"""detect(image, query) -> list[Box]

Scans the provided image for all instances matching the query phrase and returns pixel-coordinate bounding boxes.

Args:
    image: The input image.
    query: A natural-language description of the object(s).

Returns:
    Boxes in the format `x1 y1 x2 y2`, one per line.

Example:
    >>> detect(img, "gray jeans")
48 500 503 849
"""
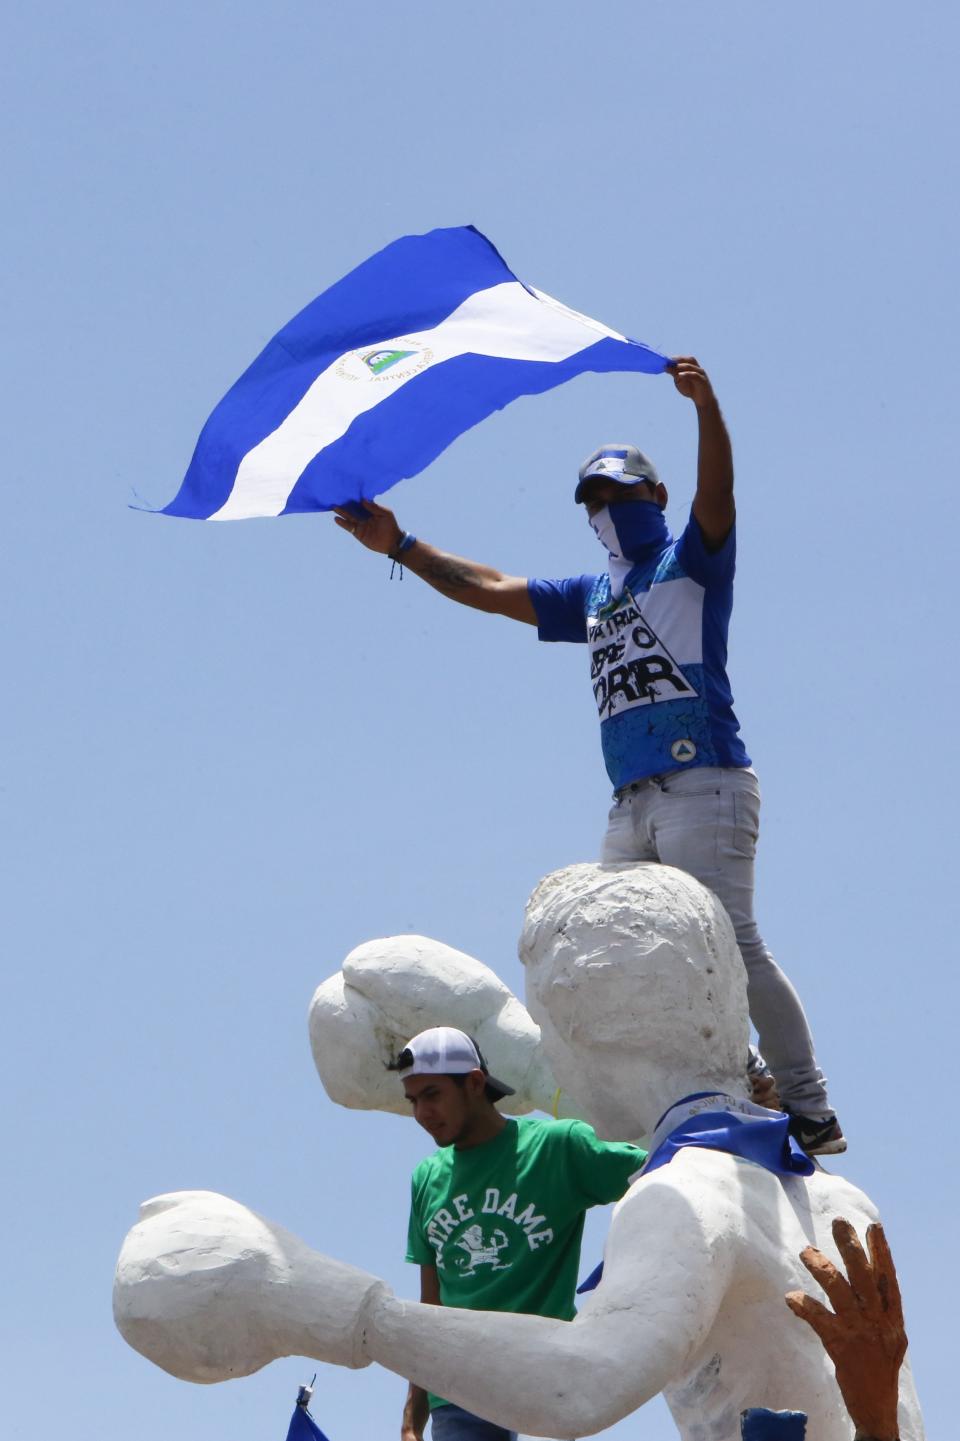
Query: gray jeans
601 765 830 1118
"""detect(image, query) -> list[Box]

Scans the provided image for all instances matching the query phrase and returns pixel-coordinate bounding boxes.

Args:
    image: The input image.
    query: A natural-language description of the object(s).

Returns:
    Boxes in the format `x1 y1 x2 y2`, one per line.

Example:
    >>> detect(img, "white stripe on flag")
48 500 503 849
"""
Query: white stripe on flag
211 281 625 521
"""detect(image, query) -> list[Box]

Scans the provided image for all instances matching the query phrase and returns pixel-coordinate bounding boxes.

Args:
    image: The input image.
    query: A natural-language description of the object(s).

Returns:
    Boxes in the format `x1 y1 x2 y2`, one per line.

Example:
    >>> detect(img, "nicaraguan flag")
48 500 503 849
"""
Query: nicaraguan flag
159 225 669 521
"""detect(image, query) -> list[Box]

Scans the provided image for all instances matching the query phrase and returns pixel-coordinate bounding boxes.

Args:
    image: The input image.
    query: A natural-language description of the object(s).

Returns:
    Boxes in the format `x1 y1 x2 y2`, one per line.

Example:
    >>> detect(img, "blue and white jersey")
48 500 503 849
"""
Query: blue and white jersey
528 510 750 790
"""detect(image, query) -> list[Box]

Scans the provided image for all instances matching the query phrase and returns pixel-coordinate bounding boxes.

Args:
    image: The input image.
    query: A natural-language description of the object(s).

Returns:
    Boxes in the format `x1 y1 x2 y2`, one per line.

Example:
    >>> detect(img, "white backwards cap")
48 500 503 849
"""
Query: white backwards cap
396 1026 515 1100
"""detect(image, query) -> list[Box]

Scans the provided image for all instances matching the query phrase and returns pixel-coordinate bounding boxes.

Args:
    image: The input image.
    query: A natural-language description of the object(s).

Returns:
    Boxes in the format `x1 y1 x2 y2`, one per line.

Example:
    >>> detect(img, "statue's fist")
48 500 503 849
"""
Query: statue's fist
309 935 565 1117
114 1190 387 1381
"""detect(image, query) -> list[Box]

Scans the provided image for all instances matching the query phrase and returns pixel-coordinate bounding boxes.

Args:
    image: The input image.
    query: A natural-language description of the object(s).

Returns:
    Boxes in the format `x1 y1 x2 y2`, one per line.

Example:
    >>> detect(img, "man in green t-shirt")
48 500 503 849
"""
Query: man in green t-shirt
394 1026 646 1441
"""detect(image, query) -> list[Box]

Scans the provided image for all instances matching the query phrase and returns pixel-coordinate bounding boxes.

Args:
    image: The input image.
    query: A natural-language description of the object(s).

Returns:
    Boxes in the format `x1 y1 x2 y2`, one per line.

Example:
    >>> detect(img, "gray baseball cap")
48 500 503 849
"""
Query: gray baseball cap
575 443 660 504
395 1026 515 1100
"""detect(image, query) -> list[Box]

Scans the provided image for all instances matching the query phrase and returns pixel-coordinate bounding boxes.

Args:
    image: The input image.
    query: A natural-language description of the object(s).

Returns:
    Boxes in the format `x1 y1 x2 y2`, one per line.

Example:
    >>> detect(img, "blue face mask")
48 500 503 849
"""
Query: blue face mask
607 499 672 561
590 502 673 597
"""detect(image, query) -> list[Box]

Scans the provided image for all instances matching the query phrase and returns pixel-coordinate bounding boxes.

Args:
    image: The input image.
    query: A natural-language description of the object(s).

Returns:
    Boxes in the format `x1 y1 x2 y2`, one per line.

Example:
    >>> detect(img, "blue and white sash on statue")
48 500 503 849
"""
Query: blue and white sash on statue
637 1091 815 1180
577 1093 813 1294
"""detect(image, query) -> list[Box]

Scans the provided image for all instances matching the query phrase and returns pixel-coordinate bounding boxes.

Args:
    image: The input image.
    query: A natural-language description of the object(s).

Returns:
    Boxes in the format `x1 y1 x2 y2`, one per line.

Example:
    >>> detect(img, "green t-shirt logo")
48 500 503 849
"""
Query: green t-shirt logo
448 1221 511 1274
427 1185 554 1276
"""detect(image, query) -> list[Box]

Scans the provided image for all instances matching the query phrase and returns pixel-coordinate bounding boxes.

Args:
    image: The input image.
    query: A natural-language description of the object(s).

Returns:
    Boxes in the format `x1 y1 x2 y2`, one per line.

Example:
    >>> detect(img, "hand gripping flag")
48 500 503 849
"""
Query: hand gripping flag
159 225 669 521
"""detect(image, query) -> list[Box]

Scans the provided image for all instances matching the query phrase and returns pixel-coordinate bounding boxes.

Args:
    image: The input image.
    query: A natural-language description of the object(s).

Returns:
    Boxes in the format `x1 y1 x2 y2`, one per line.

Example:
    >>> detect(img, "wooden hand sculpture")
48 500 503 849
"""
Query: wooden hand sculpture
785 1217 907 1441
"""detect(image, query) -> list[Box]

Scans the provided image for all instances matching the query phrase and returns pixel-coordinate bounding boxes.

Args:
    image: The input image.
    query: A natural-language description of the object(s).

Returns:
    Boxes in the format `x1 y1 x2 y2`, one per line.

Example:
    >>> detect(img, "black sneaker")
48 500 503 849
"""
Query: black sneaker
787 1111 847 1156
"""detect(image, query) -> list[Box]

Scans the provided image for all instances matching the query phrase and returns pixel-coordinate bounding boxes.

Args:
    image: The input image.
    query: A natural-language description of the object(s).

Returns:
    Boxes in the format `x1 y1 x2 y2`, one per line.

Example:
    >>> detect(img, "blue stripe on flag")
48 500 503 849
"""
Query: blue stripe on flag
281 337 667 513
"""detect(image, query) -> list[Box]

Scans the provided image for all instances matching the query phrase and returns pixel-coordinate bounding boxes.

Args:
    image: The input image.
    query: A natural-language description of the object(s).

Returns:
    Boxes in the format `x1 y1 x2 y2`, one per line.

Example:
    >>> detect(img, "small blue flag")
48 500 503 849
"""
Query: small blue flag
159 225 669 521
285 1402 332 1441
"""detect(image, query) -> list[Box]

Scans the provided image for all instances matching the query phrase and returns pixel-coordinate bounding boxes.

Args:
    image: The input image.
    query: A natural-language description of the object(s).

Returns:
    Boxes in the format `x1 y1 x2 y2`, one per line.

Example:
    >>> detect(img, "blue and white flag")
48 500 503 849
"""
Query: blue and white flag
159 225 669 521
637 1091 815 1181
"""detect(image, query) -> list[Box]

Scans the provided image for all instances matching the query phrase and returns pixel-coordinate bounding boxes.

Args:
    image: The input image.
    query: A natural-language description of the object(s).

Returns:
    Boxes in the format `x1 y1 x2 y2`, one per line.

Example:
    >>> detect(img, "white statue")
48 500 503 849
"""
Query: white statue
308 932 565 1119
114 863 924 1440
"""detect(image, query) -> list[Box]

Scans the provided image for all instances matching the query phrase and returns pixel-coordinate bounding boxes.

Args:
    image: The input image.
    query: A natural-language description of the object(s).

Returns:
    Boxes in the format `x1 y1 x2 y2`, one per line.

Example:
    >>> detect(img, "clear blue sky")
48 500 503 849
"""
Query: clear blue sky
4 4 956 1438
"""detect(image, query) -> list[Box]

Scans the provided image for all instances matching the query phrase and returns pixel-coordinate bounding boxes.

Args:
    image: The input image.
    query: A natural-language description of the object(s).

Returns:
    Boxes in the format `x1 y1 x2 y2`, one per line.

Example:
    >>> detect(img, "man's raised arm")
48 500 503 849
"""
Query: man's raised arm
333 500 537 625
669 357 735 551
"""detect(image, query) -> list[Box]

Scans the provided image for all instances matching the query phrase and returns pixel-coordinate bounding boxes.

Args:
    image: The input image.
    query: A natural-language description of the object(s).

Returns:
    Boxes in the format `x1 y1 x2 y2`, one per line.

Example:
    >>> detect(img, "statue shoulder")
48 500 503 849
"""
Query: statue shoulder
620 1150 778 1241
614 1150 749 1243
802 1165 882 1228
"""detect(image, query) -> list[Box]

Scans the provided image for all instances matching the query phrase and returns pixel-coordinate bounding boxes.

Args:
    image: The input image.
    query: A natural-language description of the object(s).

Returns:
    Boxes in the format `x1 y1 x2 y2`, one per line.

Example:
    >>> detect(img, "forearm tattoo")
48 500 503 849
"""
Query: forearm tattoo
417 554 482 592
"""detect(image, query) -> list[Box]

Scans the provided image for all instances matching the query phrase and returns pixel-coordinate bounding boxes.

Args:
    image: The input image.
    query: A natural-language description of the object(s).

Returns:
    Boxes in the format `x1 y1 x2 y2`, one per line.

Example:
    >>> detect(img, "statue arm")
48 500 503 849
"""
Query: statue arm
366 1178 734 1438
400 1266 440 1441
309 938 564 1119
114 1172 735 1436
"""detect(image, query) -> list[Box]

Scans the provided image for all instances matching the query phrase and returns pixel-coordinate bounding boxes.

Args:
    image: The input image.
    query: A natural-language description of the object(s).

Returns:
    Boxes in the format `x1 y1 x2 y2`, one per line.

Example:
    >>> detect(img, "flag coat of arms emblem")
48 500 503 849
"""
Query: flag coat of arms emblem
159 225 669 521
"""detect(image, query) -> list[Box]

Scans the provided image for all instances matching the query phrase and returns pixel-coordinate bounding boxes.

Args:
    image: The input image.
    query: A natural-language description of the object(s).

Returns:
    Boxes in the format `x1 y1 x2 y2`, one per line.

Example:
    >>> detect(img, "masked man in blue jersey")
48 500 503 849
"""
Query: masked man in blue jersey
334 357 842 1154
